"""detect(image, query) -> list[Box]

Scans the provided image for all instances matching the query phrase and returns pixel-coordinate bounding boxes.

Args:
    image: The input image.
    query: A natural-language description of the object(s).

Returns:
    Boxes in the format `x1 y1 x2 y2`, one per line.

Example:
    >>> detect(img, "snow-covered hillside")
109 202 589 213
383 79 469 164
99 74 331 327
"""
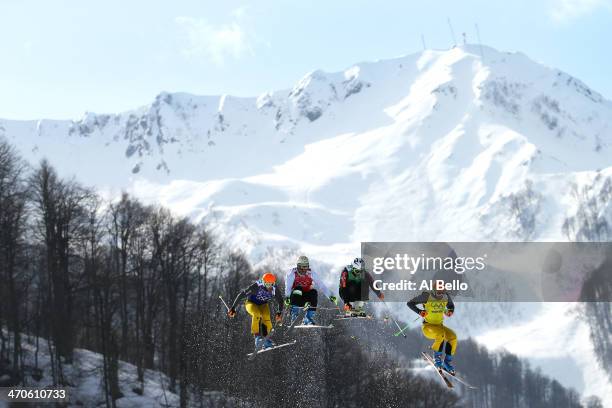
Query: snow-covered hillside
1 44 611 404
0 334 246 408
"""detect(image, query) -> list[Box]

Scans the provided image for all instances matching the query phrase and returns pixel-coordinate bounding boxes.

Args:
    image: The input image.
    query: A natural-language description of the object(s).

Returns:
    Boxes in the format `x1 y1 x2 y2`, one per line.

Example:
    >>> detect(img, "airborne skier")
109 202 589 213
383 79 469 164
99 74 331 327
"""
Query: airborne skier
339 257 385 317
285 255 337 325
228 273 284 350
407 288 457 375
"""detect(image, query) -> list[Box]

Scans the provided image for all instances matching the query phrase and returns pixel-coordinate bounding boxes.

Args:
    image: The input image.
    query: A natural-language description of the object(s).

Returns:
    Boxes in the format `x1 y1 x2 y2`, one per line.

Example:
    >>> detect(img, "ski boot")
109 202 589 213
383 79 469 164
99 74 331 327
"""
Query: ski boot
354 305 367 317
443 354 455 375
433 351 444 369
344 303 353 317
254 335 264 350
302 309 316 325
351 301 366 317
263 338 275 350
290 306 300 323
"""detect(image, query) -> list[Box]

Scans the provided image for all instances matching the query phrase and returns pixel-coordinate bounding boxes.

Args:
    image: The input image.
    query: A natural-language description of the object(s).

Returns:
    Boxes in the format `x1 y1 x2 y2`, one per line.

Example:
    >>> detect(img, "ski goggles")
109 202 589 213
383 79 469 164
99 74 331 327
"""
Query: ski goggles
263 282 274 288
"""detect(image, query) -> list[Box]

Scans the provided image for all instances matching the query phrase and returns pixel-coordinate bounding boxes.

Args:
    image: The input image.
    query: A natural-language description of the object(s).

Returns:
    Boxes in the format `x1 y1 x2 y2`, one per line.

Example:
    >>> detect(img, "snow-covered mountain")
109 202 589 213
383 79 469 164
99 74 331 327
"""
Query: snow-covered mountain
2 44 611 404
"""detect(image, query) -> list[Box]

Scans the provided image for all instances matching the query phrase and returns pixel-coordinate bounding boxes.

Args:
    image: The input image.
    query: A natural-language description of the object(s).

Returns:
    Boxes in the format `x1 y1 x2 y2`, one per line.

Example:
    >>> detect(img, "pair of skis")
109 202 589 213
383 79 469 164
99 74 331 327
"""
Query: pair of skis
247 339 297 358
286 302 334 332
333 300 406 340
333 314 372 320
247 301 332 359
421 352 477 389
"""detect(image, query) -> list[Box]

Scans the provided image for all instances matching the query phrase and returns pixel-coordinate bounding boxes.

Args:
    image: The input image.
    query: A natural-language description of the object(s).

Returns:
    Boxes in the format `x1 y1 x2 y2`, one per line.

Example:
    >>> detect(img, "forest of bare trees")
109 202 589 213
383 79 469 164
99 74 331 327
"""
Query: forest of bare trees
0 138 601 408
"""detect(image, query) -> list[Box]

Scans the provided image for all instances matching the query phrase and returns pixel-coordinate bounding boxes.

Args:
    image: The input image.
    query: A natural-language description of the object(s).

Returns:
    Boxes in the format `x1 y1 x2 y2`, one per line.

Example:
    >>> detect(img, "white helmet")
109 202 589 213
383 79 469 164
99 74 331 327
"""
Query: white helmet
297 255 309 269
352 257 365 271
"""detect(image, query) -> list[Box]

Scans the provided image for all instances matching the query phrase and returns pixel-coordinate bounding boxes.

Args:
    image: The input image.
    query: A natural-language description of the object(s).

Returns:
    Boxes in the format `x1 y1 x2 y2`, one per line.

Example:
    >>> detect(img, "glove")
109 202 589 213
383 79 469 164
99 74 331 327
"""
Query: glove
419 310 428 318
275 312 283 323
329 295 338 305
445 310 454 317
378 292 385 300
228 308 237 318
284 297 291 306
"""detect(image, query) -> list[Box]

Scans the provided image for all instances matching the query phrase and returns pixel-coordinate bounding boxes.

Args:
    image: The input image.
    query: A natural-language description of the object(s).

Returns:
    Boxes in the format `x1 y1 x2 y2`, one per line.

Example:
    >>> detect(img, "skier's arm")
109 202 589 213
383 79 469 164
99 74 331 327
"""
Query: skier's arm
365 271 382 298
230 282 258 310
446 293 455 312
339 269 348 301
407 292 429 315
285 270 295 298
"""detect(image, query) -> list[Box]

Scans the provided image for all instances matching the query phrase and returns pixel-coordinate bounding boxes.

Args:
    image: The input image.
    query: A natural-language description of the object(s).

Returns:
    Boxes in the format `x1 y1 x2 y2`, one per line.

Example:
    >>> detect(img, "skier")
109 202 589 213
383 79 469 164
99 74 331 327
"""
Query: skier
339 257 384 317
228 273 284 350
285 255 337 325
407 288 457 375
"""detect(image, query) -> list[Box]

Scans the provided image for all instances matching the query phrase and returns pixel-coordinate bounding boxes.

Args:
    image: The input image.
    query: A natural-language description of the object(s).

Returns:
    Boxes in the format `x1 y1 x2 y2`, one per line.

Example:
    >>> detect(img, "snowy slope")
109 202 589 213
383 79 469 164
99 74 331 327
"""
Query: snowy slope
2 44 612 404
476 302 611 404
0 335 245 408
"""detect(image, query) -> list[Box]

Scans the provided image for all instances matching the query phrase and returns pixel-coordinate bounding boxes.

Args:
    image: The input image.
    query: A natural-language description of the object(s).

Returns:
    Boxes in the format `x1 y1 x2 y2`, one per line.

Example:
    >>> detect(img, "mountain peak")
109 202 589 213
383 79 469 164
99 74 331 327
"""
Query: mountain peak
0 45 609 192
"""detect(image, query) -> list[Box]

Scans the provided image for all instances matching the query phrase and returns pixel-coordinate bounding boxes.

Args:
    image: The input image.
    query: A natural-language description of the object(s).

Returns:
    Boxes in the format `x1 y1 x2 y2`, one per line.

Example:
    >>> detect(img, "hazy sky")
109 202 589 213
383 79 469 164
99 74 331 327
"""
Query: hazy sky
1 0 610 120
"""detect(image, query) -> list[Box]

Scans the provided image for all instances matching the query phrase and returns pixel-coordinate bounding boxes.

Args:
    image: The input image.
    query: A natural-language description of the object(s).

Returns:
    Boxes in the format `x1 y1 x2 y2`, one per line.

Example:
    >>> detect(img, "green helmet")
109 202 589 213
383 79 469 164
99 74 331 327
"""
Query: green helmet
297 255 309 269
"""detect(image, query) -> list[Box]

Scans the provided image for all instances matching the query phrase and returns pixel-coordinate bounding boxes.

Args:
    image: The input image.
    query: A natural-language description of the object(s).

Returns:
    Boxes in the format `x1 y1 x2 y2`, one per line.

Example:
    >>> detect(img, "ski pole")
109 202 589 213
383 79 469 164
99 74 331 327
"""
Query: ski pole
381 300 407 338
328 293 343 315
394 323 411 337
276 308 288 328
218 295 230 312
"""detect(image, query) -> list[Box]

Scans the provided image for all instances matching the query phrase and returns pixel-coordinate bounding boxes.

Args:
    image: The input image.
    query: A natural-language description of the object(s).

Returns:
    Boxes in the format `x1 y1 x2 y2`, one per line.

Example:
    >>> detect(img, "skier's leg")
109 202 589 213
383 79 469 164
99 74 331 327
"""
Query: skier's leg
422 323 446 367
245 301 262 335
261 304 275 348
442 326 457 374
340 285 352 312
345 284 361 315
306 289 318 309
442 326 457 355
355 280 370 316
290 288 306 307
304 289 318 324
422 323 445 349
245 301 264 349
290 288 305 322
261 303 273 336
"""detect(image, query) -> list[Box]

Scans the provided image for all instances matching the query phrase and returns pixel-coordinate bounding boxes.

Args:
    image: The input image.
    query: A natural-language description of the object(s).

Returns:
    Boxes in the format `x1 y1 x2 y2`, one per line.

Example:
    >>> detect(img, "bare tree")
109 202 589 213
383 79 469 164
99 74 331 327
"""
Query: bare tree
29 160 93 382
0 140 29 377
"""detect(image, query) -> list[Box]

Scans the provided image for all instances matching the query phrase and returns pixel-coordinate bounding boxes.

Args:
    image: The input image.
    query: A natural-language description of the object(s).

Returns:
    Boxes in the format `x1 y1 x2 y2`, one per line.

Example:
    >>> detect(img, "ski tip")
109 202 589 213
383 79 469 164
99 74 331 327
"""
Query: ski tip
246 340 297 357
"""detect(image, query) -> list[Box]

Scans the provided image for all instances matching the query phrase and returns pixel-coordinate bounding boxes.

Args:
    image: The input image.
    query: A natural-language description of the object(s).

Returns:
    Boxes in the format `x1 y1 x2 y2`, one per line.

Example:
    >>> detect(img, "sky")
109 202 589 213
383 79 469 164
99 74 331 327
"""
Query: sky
0 0 611 120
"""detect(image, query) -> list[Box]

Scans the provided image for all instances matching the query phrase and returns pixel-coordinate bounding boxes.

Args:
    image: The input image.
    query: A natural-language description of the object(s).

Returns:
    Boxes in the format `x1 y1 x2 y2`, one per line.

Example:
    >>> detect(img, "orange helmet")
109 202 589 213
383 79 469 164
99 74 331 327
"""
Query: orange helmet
262 273 276 285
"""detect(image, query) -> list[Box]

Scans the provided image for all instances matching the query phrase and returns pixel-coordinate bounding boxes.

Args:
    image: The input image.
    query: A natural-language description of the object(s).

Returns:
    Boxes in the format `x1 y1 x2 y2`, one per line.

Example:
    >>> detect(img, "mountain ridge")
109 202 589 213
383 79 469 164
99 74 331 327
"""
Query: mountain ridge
2 44 609 185
1 44 611 403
